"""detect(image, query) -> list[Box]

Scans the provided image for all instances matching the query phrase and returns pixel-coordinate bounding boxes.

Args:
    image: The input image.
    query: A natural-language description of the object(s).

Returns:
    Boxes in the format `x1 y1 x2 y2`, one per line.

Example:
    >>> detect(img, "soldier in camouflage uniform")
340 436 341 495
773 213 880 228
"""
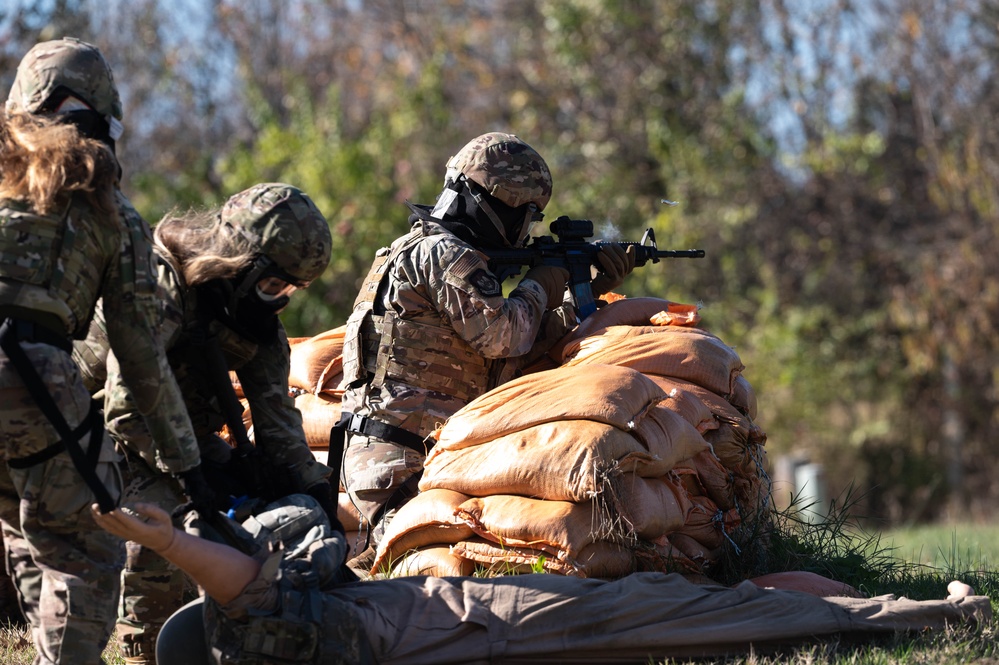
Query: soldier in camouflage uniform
0 38 198 665
339 132 634 553
73 182 341 663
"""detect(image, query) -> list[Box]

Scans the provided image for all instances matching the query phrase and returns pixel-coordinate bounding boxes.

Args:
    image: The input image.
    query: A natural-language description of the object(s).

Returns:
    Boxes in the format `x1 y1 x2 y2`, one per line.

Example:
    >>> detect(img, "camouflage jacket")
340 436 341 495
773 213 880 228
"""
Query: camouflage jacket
341 220 574 437
77 240 330 486
2 189 196 460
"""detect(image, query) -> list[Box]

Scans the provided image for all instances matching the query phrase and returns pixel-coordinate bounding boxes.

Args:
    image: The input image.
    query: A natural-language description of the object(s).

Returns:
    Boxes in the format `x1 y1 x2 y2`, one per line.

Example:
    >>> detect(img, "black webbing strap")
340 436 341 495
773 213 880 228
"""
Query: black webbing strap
201 333 254 452
337 412 427 452
333 412 430 530
193 326 283 505
0 317 116 512
328 412 351 489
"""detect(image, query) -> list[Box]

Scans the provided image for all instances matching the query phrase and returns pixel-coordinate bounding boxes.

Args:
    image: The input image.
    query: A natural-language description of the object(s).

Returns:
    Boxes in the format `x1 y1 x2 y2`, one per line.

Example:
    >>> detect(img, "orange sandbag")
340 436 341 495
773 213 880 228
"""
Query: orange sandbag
651 370 757 422
295 392 342 452
675 495 740 550
748 571 862 598
337 492 366 531
288 326 346 394
612 474 692 540
652 376 746 423
549 297 701 361
343 529 367 561
732 460 771 519
645 376 719 434
730 375 758 419
563 326 744 397
455 495 610 561
371 489 475 574
386 545 476 578
453 538 636 579
433 364 666 451
421 420 694 502
631 406 712 468
636 534 702 575
667 532 721 567
705 419 768 479
648 377 767 476
675 451 736 510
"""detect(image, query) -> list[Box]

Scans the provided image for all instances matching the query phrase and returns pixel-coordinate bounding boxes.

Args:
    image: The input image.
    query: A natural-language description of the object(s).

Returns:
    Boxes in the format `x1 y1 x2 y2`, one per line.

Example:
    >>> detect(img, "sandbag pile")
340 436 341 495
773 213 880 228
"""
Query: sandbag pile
284 326 371 559
372 297 770 579
285 326 347 461
229 326 347 458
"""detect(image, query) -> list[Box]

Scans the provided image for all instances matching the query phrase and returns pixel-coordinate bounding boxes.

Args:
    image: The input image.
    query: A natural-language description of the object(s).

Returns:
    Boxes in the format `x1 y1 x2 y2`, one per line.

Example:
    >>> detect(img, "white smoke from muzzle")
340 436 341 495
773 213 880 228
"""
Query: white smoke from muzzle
597 219 623 242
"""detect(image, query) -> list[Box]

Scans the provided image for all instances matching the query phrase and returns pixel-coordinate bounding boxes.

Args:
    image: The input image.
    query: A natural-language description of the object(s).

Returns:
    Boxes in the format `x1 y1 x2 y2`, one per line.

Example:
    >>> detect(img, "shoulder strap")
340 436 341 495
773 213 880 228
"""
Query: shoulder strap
0 317 115 511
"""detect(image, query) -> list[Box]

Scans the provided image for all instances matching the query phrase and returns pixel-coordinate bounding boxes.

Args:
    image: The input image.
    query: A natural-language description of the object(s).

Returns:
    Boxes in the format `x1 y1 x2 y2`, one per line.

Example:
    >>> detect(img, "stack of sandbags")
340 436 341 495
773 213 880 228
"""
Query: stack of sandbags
372 297 770 579
285 326 372 558
285 326 347 462
228 326 346 460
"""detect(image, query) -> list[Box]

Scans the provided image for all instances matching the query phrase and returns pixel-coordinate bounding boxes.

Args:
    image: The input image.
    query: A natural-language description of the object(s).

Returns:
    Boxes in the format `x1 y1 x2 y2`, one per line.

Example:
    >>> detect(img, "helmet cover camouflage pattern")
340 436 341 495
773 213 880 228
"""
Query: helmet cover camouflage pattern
220 183 332 284
445 132 553 211
5 37 123 121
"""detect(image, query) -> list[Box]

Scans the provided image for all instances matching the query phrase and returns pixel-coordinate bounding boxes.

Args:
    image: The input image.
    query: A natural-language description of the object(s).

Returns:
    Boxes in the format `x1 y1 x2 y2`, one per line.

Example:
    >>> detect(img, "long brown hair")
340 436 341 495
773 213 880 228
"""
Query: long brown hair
154 208 256 287
0 112 116 215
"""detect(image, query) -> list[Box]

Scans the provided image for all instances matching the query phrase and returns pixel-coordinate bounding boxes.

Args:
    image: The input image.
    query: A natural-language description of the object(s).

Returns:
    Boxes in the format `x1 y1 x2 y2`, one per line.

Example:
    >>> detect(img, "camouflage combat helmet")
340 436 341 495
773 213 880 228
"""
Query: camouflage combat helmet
6 37 123 137
220 183 332 285
444 132 553 211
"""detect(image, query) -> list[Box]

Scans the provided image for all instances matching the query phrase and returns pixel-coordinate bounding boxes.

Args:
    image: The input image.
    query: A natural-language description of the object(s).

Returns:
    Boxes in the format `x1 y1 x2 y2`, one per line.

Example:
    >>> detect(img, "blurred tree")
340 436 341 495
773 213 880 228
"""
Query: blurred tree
2 0 997 521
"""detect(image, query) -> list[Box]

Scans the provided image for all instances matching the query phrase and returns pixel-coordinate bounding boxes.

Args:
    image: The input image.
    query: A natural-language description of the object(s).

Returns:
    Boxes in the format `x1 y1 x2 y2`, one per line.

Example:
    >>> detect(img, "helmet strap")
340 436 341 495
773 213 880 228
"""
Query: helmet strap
461 178 513 248
228 255 272 317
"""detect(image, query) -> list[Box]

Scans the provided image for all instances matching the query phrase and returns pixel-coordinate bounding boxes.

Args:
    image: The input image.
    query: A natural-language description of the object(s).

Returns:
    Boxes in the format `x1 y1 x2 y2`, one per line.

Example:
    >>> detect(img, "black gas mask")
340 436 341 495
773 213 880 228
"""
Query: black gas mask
198 257 304 344
39 86 121 154
430 176 543 249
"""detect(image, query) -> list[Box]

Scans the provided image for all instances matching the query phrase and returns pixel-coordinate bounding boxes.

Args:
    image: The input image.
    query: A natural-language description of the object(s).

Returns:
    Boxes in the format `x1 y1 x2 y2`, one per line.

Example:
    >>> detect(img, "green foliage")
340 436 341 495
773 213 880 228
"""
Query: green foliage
24 0 994 520
217 79 447 336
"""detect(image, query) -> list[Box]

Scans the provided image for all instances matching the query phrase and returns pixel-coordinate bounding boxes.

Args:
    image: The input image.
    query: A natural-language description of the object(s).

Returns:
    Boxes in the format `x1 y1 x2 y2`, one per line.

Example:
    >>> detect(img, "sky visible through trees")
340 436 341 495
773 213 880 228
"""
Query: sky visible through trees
2 0 998 524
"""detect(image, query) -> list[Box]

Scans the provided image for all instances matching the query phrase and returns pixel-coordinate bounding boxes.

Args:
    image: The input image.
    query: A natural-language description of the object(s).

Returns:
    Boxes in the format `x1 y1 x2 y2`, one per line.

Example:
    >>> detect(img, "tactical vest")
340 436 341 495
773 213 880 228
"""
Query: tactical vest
204 581 372 665
203 499 372 665
0 197 111 336
341 224 496 413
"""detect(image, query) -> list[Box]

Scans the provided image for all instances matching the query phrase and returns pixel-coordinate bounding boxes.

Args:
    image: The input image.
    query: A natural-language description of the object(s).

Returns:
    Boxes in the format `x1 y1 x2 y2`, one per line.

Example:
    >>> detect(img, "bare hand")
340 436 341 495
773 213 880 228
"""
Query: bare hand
91 502 175 553
947 580 974 600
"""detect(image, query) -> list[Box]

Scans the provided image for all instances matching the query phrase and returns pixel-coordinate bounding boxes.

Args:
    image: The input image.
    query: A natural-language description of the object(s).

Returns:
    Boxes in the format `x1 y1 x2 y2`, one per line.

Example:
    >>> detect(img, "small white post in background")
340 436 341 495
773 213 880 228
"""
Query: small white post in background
772 455 827 522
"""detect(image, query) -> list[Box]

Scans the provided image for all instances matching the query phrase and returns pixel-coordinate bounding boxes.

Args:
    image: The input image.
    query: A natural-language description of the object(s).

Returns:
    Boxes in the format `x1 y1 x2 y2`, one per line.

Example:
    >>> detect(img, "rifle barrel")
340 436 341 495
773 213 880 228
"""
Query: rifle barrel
656 249 705 258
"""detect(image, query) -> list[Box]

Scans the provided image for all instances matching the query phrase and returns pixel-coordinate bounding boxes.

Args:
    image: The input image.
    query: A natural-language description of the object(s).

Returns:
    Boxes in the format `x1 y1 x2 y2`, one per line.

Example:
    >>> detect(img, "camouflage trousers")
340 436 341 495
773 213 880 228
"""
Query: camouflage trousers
341 431 425 549
115 452 190 663
0 342 123 665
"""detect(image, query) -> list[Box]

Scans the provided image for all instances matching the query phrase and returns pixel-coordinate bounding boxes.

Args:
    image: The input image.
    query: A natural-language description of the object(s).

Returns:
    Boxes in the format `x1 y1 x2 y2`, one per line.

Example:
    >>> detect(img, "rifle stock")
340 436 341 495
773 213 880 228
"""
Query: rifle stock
486 216 704 319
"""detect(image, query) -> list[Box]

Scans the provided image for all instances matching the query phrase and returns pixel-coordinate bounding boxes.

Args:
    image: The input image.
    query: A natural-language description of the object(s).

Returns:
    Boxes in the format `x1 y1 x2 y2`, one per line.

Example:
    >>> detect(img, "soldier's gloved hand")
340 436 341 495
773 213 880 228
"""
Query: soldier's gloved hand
305 480 346 536
591 244 636 297
523 265 570 310
173 465 218 517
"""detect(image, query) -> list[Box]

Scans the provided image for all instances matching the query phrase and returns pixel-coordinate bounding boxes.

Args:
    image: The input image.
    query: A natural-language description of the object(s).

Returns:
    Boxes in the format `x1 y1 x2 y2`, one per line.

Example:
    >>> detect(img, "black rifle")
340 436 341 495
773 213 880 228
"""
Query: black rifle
486 216 705 319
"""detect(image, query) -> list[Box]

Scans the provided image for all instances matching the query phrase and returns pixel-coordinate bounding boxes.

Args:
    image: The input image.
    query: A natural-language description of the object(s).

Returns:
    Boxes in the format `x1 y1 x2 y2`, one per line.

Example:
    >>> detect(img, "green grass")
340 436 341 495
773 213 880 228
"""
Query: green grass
0 625 124 664
664 490 999 664
878 522 999 570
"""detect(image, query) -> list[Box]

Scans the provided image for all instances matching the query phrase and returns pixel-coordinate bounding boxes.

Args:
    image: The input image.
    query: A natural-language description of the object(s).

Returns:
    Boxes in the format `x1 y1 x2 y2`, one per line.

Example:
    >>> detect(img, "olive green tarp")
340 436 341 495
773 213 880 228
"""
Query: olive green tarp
322 572 990 664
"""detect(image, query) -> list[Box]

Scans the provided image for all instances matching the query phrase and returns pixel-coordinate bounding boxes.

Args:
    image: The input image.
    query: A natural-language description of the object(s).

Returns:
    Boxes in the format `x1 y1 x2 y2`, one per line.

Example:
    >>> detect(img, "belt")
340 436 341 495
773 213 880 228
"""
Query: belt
327 412 429 498
341 413 427 451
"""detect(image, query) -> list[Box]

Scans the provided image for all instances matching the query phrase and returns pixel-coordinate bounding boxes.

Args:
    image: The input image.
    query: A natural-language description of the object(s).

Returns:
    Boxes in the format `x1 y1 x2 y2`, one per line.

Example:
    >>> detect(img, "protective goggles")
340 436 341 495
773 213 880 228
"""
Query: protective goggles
255 276 306 302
